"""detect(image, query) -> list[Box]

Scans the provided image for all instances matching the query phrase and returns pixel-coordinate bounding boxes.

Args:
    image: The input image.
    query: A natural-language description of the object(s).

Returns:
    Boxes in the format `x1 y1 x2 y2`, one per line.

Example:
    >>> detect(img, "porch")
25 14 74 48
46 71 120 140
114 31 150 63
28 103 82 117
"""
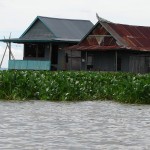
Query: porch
8 60 51 70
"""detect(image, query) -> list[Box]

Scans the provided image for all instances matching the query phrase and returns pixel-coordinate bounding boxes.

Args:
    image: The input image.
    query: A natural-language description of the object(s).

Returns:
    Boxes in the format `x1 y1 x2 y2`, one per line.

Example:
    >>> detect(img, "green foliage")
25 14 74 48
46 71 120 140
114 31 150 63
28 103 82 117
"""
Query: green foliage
0 70 150 104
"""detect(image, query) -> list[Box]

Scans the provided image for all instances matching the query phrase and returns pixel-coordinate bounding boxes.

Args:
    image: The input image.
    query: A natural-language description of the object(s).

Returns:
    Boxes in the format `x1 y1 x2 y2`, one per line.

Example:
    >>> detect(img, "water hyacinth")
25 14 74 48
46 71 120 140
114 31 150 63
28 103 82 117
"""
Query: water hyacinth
0 70 150 104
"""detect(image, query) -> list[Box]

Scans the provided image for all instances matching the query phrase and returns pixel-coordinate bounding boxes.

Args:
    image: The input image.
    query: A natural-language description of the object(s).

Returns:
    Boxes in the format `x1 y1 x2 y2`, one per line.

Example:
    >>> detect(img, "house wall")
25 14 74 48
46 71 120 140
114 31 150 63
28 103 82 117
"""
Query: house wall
57 48 65 70
121 51 150 73
81 50 150 73
93 51 116 71
93 51 134 72
54 43 81 71
58 49 81 71
120 53 130 72
81 51 116 71
129 54 150 73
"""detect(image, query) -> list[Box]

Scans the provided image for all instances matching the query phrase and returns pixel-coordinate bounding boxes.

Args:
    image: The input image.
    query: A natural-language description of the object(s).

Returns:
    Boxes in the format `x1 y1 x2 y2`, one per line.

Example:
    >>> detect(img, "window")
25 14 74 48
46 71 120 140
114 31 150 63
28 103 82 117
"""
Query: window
24 44 45 58
25 44 37 57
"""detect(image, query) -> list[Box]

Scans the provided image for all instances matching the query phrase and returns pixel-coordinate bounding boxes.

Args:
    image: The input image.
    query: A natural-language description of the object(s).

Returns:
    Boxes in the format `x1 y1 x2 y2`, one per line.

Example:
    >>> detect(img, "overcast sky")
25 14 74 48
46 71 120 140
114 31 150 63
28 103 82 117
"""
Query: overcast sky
1 0 150 68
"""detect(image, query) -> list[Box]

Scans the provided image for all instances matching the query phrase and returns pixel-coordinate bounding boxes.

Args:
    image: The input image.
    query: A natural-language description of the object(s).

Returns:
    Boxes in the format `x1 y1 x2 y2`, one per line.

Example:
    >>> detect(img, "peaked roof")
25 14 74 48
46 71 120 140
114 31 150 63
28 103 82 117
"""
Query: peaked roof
40 16 93 40
69 17 150 52
0 16 93 43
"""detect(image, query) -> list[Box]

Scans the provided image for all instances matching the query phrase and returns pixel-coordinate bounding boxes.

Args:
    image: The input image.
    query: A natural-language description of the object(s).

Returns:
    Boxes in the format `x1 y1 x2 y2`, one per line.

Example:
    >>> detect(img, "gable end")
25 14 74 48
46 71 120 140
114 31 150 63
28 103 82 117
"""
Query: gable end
20 18 55 40
79 23 118 47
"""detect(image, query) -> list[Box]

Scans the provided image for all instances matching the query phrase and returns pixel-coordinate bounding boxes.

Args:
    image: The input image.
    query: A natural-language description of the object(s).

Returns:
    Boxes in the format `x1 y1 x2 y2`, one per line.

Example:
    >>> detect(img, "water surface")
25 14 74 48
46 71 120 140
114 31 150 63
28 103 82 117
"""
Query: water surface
0 101 150 150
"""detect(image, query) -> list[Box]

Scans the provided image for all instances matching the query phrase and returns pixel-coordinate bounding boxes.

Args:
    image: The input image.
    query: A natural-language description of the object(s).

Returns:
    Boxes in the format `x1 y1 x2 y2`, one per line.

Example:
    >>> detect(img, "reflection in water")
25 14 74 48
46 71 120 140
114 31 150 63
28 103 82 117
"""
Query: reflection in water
0 101 150 150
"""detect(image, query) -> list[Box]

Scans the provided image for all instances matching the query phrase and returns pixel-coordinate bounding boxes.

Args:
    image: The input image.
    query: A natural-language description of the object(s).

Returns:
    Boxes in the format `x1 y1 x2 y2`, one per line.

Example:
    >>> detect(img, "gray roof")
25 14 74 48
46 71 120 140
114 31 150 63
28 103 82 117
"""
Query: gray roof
19 16 93 42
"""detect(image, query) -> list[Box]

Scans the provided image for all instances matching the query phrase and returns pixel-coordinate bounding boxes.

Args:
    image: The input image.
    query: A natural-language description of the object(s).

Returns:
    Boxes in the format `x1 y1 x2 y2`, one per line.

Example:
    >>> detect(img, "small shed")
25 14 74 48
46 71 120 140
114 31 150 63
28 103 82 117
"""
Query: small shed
0 16 93 70
68 17 150 73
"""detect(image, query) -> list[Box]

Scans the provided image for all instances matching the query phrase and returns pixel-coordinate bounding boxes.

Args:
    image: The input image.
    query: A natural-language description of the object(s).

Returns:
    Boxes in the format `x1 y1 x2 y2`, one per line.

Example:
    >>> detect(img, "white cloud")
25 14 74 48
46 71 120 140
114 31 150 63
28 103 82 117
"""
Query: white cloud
1 0 150 68
0 0 150 32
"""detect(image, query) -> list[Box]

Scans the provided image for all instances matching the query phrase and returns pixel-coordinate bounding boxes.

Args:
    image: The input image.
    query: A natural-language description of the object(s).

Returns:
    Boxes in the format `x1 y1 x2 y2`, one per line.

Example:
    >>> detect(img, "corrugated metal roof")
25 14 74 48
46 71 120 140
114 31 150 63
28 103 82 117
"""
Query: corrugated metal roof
108 23 150 49
1 16 93 43
69 19 150 52
19 16 93 42
39 16 93 41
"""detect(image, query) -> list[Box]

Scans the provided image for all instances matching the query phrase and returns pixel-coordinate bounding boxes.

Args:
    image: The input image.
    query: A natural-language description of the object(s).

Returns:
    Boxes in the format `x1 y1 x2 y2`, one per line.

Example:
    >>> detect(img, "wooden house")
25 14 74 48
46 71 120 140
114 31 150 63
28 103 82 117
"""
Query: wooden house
68 17 150 73
0 16 93 70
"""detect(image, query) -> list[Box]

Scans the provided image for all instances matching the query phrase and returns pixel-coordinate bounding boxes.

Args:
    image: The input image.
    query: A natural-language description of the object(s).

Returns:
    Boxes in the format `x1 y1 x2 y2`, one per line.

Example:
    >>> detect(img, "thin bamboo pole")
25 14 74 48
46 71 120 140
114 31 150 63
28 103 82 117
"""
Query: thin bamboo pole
8 42 11 60
0 44 8 68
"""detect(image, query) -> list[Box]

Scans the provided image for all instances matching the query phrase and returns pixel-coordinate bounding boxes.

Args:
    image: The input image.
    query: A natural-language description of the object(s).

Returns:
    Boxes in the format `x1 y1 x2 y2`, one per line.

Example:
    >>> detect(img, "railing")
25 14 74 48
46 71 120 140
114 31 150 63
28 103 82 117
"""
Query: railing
8 60 51 70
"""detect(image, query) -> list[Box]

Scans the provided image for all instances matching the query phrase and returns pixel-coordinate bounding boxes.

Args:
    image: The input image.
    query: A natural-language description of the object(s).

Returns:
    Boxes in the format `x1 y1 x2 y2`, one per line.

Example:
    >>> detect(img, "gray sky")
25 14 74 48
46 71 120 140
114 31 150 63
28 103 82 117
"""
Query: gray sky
1 0 150 68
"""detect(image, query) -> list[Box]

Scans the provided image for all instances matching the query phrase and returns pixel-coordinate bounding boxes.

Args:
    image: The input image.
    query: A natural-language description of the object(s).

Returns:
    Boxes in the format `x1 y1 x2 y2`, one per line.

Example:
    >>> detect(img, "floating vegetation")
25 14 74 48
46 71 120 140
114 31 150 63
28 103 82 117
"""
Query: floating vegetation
0 70 150 104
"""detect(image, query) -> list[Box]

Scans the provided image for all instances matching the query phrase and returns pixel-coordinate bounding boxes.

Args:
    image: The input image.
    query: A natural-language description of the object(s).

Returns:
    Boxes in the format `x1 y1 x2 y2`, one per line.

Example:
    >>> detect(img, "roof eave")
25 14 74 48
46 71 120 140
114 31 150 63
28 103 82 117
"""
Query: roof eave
0 38 80 44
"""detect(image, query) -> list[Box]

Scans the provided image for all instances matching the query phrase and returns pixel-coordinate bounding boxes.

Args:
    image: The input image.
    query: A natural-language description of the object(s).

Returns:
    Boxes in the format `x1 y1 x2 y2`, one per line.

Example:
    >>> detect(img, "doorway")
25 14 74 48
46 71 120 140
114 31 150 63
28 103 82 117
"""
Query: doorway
117 57 122 71
51 44 58 70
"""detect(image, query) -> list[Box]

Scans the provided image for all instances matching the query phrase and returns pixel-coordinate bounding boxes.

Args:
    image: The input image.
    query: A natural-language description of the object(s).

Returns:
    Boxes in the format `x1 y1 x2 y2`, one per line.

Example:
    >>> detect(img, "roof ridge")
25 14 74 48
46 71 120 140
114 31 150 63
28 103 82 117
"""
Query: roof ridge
107 21 150 28
38 16 92 22
95 14 150 28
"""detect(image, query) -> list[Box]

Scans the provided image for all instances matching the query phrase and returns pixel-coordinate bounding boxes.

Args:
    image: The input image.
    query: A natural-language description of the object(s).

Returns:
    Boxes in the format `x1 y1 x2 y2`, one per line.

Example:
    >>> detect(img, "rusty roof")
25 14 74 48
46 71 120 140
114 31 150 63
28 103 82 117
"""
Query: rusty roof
68 19 150 52
68 45 150 52
108 23 150 49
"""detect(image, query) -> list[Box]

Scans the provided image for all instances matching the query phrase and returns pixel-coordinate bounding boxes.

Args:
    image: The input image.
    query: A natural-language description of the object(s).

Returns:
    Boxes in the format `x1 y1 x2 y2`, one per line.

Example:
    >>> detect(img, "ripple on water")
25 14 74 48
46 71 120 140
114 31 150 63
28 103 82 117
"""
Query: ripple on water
0 101 150 150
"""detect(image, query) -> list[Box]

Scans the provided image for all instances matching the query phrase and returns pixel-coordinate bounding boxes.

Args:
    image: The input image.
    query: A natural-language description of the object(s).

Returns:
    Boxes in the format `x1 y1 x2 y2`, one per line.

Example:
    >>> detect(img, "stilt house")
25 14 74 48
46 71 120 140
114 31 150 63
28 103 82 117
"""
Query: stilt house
0 16 93 70
68 17 150 73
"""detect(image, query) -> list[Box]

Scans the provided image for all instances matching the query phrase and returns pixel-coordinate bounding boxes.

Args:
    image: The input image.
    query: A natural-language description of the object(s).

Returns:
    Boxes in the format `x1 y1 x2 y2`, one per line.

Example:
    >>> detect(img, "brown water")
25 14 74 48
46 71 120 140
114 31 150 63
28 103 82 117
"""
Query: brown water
0 101 150 150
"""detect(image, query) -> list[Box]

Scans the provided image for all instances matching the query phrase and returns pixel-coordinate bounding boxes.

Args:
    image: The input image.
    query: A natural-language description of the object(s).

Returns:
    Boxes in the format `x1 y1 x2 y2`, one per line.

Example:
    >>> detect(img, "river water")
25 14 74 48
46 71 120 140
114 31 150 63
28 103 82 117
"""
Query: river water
0 101 150 150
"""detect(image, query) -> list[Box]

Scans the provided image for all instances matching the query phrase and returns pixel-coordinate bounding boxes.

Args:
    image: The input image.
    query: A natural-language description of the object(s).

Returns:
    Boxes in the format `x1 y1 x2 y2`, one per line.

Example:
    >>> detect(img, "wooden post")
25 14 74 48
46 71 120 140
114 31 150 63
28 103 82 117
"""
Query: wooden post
115 51 118 71
49 43 52 70
0 43 8 68
49 43 52 60
9 42 11 60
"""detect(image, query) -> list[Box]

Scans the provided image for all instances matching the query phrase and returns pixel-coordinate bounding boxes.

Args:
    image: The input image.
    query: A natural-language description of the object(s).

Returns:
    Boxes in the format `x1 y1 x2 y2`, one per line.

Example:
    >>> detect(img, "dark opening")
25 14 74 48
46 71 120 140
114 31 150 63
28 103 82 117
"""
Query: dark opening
38 44 45 57
117 57 122 71
51 44 58 64
65 53 68 63
24 43 45 58
87 55 93 70
25 44 37 57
